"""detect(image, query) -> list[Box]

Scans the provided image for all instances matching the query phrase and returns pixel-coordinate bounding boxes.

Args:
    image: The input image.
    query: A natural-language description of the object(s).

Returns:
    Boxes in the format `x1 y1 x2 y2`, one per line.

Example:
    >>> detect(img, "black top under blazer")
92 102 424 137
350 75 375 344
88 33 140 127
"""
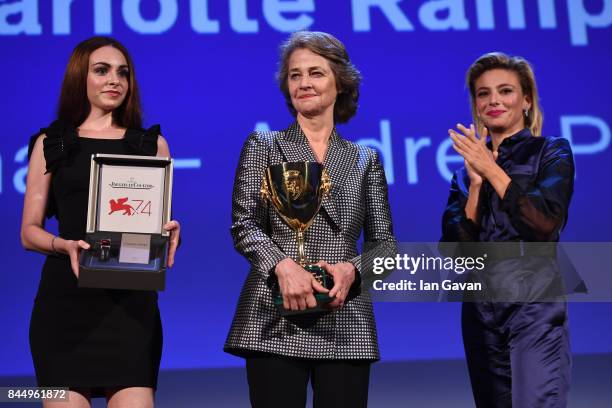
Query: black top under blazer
224 122 396 360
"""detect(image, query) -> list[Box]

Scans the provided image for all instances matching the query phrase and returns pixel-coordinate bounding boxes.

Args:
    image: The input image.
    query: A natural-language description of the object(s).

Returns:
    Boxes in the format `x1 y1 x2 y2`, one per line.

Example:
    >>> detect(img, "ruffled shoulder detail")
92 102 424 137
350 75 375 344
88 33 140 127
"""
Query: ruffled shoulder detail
28 120 79 174
124 124 160 156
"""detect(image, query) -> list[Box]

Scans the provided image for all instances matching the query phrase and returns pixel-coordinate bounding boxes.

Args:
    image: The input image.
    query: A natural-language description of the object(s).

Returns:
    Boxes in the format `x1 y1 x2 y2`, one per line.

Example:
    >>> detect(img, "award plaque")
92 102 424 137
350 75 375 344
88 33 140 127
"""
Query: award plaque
78 154 173 291
261 161 335 315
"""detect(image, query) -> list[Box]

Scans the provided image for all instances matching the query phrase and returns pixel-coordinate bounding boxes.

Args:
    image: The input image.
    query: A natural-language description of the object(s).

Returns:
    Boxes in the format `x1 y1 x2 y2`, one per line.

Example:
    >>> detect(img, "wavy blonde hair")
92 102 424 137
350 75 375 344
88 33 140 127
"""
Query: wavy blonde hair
467 52 542 136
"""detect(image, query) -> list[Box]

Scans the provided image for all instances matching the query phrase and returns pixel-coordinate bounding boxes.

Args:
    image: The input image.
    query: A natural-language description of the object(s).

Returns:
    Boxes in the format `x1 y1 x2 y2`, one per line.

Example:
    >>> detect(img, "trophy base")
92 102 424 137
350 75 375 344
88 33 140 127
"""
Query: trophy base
273 264 335 316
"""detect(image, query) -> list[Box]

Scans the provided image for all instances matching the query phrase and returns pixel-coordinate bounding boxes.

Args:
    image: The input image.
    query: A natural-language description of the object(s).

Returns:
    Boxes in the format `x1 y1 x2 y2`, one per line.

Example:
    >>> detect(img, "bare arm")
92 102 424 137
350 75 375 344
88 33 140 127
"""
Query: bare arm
21 134 54 253
157 135 170 157
483 164 512 200
20 135 90 275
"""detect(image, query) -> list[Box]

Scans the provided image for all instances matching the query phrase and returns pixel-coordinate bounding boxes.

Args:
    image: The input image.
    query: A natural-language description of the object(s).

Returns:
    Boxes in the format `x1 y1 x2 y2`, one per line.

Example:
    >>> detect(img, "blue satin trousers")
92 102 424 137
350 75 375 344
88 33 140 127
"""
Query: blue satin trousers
462 301 571 408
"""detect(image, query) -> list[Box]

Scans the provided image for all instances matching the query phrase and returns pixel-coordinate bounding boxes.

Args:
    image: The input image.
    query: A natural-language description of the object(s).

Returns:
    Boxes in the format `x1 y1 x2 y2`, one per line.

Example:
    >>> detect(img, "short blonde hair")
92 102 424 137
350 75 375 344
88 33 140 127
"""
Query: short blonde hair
466 52 543 136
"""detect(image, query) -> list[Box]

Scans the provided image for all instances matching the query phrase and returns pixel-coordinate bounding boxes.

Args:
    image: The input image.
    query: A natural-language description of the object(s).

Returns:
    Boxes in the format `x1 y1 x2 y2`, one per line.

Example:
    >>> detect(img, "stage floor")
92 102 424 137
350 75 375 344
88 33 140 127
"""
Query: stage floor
2 354 611 407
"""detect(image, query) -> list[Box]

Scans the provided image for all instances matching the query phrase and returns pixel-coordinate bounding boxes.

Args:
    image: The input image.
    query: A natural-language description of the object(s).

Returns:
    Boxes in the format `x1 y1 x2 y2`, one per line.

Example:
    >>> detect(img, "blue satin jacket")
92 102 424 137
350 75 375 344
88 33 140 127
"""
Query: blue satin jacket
442 128 574 243
440 128 587 297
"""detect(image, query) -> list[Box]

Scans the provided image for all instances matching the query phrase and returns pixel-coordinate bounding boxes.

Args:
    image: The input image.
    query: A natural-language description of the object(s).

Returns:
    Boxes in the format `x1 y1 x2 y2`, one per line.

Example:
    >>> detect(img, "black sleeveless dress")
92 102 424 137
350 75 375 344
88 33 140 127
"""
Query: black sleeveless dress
27 121 163 396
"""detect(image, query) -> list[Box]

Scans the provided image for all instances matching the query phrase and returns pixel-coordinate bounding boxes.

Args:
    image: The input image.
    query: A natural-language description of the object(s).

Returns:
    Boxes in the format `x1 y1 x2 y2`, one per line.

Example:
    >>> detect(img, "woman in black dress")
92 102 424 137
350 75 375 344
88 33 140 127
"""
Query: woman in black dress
21 37 180 407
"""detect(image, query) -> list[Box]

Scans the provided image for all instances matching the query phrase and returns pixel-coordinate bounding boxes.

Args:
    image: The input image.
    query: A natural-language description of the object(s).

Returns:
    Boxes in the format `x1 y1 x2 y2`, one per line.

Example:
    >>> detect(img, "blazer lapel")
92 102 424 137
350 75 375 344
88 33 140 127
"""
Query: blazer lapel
322 128 358 231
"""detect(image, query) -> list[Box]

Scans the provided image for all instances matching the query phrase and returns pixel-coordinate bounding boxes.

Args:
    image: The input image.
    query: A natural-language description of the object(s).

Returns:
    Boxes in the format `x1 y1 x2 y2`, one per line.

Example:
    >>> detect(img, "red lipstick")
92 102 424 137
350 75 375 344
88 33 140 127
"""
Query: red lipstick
487 110 505 117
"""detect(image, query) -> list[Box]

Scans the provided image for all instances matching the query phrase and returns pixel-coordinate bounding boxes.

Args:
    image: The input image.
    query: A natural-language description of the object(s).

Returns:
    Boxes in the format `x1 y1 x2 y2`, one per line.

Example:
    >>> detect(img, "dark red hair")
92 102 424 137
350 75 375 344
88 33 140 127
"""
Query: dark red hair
57 36 142 128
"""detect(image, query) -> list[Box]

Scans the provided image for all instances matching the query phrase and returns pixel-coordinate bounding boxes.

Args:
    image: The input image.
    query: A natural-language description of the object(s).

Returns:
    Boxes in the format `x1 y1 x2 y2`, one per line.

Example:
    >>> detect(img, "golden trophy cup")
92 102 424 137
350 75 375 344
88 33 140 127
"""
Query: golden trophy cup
261 162 334 315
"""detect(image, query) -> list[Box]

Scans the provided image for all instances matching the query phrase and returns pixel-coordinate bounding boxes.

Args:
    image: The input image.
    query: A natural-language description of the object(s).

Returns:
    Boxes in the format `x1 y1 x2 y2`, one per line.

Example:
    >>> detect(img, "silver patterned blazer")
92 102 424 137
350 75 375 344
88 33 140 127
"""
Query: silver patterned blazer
224 122 396 360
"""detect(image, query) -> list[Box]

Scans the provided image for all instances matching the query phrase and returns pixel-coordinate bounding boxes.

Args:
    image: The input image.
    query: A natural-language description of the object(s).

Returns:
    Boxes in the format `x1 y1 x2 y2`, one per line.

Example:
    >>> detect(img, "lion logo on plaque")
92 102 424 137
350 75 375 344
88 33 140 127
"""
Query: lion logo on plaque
109 198 135 215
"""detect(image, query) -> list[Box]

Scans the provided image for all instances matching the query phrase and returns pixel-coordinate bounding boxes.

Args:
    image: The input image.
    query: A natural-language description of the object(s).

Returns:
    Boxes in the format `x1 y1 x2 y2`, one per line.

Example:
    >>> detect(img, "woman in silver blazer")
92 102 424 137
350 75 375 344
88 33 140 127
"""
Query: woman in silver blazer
224 31 396 408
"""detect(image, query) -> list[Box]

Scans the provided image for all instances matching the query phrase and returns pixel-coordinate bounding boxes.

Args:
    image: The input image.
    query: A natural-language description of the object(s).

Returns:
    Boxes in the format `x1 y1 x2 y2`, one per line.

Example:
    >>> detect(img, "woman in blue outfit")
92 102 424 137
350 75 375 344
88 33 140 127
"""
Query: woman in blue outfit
441 52 574 407
21 37 180 408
